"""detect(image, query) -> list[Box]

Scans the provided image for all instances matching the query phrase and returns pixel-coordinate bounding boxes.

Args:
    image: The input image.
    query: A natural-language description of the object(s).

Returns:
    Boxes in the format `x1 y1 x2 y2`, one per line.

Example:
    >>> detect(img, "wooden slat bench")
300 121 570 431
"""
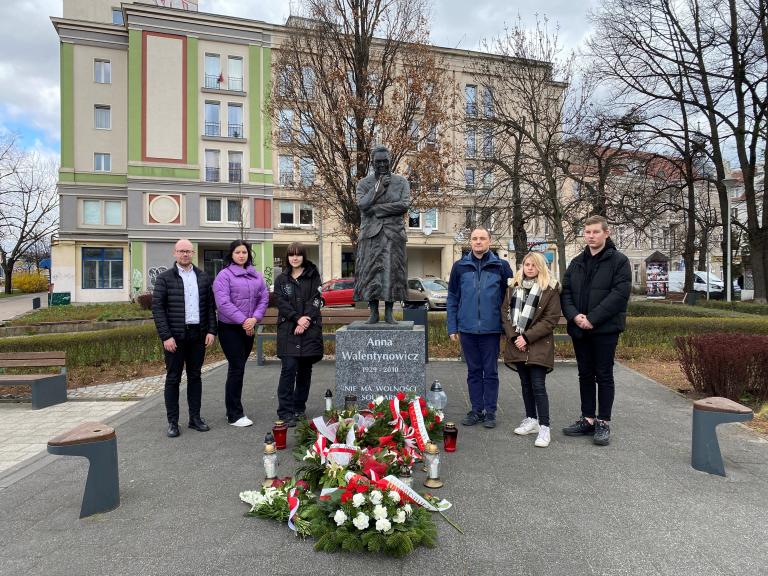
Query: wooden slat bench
255 308 371 365
0 351 68 409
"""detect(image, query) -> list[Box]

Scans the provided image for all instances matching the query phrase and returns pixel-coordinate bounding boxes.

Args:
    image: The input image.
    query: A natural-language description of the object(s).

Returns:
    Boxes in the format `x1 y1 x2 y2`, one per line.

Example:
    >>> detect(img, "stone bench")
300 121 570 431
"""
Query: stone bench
691 396 754 477
0 351 68 409
47 421 120 518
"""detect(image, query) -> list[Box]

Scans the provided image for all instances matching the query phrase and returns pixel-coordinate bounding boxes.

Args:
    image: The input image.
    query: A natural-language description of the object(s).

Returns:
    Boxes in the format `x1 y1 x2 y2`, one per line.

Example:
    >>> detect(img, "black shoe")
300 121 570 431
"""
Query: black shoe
167 423 180 438
284 417 297 428
483 413 497 429
593 420 611 446
188 416 210 432
295 412 306 421
461 410 486 426
562 417 595 436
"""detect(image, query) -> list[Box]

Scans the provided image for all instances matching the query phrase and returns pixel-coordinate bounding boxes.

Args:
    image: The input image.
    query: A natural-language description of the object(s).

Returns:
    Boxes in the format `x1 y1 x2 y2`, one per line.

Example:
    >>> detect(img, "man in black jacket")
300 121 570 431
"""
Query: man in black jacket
561 215 631 446
152 239 217 438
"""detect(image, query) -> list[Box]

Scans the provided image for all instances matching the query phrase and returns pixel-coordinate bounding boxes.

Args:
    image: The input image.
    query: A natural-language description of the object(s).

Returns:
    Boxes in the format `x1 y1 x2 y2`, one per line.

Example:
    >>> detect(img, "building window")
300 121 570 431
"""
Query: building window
94 59 111 84
94 105 111 130
344 116 356 150
279 201 294 225
205 54 221 88
408 209 421 229
299 203 314 225
205 102 220 136
731 206 738 220
82 248 123 289
408 209 438 231
465 167 476 188
111 8 124 25
94 153 111 172
465 85 477 116
81 199 123 227
227 56 243 91
279 155 294 186
482 128 493 157
423 208 437 230
409 120 419 144
299 157 315 186
662 228 670 250
205 149 220 182
299 112 314 145
204 197 242 224
228 103 243 138
482 86 494 118
465 126 476 158
228 151 242 183
482 169 494 189
277 65 295 97
633 263 640 284
278 109 293 144
425 124 437 147
301 66 315 98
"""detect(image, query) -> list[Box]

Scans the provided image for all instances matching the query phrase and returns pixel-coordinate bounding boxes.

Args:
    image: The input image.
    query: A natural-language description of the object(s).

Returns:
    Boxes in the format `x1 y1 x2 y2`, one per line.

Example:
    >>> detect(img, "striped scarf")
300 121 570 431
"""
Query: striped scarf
511 280 542 334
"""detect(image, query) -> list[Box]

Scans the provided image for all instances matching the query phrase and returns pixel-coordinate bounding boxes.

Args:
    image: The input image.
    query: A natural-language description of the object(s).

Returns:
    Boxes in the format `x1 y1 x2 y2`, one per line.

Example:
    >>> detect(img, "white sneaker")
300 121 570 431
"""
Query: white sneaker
514 417 540 435
230 416 253 427
534 425 551 447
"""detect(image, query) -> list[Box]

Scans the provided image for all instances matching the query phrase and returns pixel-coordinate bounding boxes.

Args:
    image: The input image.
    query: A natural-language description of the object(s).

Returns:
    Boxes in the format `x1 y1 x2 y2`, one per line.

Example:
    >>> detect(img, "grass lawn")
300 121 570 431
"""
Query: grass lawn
8 302 151 325
0 290 22 299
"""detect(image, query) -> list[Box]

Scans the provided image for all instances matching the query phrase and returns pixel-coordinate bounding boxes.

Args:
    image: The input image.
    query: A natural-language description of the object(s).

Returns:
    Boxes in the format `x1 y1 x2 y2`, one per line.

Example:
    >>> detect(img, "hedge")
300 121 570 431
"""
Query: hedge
696 300 768 316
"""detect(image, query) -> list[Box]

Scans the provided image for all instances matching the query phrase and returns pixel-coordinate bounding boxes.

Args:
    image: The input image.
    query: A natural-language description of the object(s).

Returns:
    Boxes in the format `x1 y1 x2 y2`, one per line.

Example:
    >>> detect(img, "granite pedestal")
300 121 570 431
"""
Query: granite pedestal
335 322 426 407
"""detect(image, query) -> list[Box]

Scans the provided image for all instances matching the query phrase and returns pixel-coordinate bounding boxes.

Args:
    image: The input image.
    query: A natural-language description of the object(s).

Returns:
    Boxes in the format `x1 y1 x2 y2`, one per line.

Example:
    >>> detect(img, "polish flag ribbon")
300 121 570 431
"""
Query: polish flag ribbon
312 434 329 464
407 399 431 452
287 488 300 531
379 475 438 511
312 416 339 443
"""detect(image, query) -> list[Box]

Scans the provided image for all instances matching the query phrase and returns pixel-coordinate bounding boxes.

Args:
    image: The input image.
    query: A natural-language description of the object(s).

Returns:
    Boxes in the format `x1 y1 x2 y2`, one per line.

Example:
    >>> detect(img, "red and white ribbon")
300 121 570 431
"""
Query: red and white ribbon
380 475 438 511
408 398 431 452
312 416 339 443
327 443 359 467
312 434 329 464
287 488 300 531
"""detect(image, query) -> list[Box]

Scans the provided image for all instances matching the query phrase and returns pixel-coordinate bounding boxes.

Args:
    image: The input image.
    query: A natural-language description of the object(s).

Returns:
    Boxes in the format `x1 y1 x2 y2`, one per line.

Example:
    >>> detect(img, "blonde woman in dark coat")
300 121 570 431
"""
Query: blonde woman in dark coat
501 252 562 447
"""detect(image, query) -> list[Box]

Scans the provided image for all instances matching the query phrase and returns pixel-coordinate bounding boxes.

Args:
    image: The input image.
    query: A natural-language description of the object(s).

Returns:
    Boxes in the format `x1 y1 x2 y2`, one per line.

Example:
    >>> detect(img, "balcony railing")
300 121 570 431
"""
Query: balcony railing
279 173 294 186
205 74 221 89
466 102 477 116
228 124 243 138
204 121 220 137
228 76 243 92
205 167 220 182
228 168 242 183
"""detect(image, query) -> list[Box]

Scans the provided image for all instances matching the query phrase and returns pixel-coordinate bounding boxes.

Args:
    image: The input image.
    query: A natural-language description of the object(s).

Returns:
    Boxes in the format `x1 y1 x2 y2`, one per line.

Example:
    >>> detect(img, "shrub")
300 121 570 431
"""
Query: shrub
696 300 768 316
627 302 725 318
676 333 768 403
135 292 153 310
13 272 49 293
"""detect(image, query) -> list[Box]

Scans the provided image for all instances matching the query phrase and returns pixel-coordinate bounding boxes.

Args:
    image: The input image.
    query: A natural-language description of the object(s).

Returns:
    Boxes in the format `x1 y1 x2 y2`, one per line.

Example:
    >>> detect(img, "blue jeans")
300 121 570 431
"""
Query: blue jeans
460 332 501 415
515 363 550 426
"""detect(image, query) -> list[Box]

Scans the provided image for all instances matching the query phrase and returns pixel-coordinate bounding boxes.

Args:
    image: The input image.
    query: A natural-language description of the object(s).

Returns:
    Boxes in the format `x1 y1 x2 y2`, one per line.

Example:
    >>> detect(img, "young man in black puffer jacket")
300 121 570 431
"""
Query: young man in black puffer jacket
560 215 631 446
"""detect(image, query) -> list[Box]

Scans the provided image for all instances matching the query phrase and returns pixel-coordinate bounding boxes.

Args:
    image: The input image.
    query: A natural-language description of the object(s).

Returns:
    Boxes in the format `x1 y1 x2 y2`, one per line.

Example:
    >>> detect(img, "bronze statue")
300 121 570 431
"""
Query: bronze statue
353 145 410 324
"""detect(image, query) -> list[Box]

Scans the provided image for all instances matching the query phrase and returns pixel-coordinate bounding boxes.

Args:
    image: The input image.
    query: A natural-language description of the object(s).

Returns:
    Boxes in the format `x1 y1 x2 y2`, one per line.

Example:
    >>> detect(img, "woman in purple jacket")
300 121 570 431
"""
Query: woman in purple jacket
213 240 269 427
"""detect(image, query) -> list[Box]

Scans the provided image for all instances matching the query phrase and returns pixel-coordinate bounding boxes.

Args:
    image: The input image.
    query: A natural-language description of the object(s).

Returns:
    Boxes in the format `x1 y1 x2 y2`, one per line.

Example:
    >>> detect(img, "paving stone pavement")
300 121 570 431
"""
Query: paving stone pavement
0 359 766 576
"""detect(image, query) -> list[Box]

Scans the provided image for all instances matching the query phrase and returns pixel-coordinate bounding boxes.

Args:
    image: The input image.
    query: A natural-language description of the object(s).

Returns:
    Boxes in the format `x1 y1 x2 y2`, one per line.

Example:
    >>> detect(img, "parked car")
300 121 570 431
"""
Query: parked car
406 277 449 310
668 271 724 299
320 278 356 307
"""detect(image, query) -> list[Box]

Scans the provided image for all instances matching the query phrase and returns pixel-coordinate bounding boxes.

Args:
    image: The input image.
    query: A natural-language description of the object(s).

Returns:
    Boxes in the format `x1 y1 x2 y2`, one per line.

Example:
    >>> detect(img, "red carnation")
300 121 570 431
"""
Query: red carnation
418 397 427 409
396 392 406 401
368 402 375 409
295 480 309 493
355 483 369 493
341 491 352 503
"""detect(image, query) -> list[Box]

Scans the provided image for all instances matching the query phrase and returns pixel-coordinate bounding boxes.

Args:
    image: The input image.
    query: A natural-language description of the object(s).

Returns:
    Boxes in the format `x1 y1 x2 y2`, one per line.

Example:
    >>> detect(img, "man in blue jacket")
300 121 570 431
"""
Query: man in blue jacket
447 227 513 428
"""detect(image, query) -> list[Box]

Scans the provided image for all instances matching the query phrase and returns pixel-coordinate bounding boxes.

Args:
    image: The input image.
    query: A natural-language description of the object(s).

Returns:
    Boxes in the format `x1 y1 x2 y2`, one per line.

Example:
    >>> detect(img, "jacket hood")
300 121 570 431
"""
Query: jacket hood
460 250 501 265
225 264 261 278
280 260 319 279
581 237 616 260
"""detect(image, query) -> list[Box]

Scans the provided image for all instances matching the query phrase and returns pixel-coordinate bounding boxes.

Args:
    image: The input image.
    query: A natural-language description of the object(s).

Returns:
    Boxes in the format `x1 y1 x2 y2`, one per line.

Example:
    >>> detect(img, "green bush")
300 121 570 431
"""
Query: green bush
627 301 742 318
0 324 221 367
10 303 151 325
696 300 768 316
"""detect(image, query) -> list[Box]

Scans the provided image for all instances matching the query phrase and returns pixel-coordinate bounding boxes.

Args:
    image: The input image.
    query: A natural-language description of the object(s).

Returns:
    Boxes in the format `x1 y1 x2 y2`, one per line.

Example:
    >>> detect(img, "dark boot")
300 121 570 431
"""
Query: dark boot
366 300 380 324
384 301 396 324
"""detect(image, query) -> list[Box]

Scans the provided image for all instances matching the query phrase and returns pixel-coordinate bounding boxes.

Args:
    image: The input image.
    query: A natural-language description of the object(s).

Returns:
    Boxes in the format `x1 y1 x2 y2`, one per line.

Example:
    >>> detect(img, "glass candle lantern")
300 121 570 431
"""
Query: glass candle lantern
423 442 444 488
398 464 413 488
427 380 448 411
443 422 458 452
262 434 277 486
324 389 334 412
272 420 288 450
344 394 358 412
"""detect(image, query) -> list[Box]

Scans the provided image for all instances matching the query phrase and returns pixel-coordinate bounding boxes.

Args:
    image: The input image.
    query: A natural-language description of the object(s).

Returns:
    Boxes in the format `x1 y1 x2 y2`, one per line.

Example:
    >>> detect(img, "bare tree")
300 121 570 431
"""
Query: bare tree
271 0 458 249
0 147 59 293
589 0 768 301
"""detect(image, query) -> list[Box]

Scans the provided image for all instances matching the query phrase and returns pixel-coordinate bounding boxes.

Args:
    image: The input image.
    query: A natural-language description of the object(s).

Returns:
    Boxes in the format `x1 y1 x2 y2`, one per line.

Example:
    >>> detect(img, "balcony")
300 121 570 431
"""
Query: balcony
205 167 220 183
205 74 221 89
228 168 242 184
204 121 220 137
228 76 243 92
279 172 294 186
228 124 243 139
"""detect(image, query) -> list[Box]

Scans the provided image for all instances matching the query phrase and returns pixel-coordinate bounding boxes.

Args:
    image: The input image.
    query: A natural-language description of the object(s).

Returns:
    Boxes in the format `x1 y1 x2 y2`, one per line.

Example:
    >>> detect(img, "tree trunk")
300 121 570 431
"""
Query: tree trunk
749 230 768 303
2 262 14 294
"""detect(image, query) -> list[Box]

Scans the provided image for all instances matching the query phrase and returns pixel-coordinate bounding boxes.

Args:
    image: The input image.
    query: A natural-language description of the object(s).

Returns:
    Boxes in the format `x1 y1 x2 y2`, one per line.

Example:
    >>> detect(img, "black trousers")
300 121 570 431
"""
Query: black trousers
277 356 320 419
218 322 255 423
164 326 206 424
572 331 620 421
515 363 550 427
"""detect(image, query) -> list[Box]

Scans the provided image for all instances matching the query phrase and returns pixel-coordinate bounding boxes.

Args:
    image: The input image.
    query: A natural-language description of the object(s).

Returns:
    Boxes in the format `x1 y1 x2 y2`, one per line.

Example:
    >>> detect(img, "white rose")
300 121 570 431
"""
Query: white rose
369 490 383 505
352 512 370 530
375 518 392 532
333 509 348 526
388 491 400 503
352 493 366 508
374 396 384 405
392 510 407 524
372 504 388 520
403 503 413 515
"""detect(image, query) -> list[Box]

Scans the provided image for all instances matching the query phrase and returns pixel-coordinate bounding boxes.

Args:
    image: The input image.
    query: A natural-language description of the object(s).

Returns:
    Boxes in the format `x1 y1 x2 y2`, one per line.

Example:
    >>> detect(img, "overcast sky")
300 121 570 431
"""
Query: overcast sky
0 0 598 160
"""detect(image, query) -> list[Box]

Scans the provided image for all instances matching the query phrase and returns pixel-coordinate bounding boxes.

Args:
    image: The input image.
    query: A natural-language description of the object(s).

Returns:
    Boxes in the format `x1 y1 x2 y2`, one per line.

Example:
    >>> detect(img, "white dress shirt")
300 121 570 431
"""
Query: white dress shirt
177 264 200 324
